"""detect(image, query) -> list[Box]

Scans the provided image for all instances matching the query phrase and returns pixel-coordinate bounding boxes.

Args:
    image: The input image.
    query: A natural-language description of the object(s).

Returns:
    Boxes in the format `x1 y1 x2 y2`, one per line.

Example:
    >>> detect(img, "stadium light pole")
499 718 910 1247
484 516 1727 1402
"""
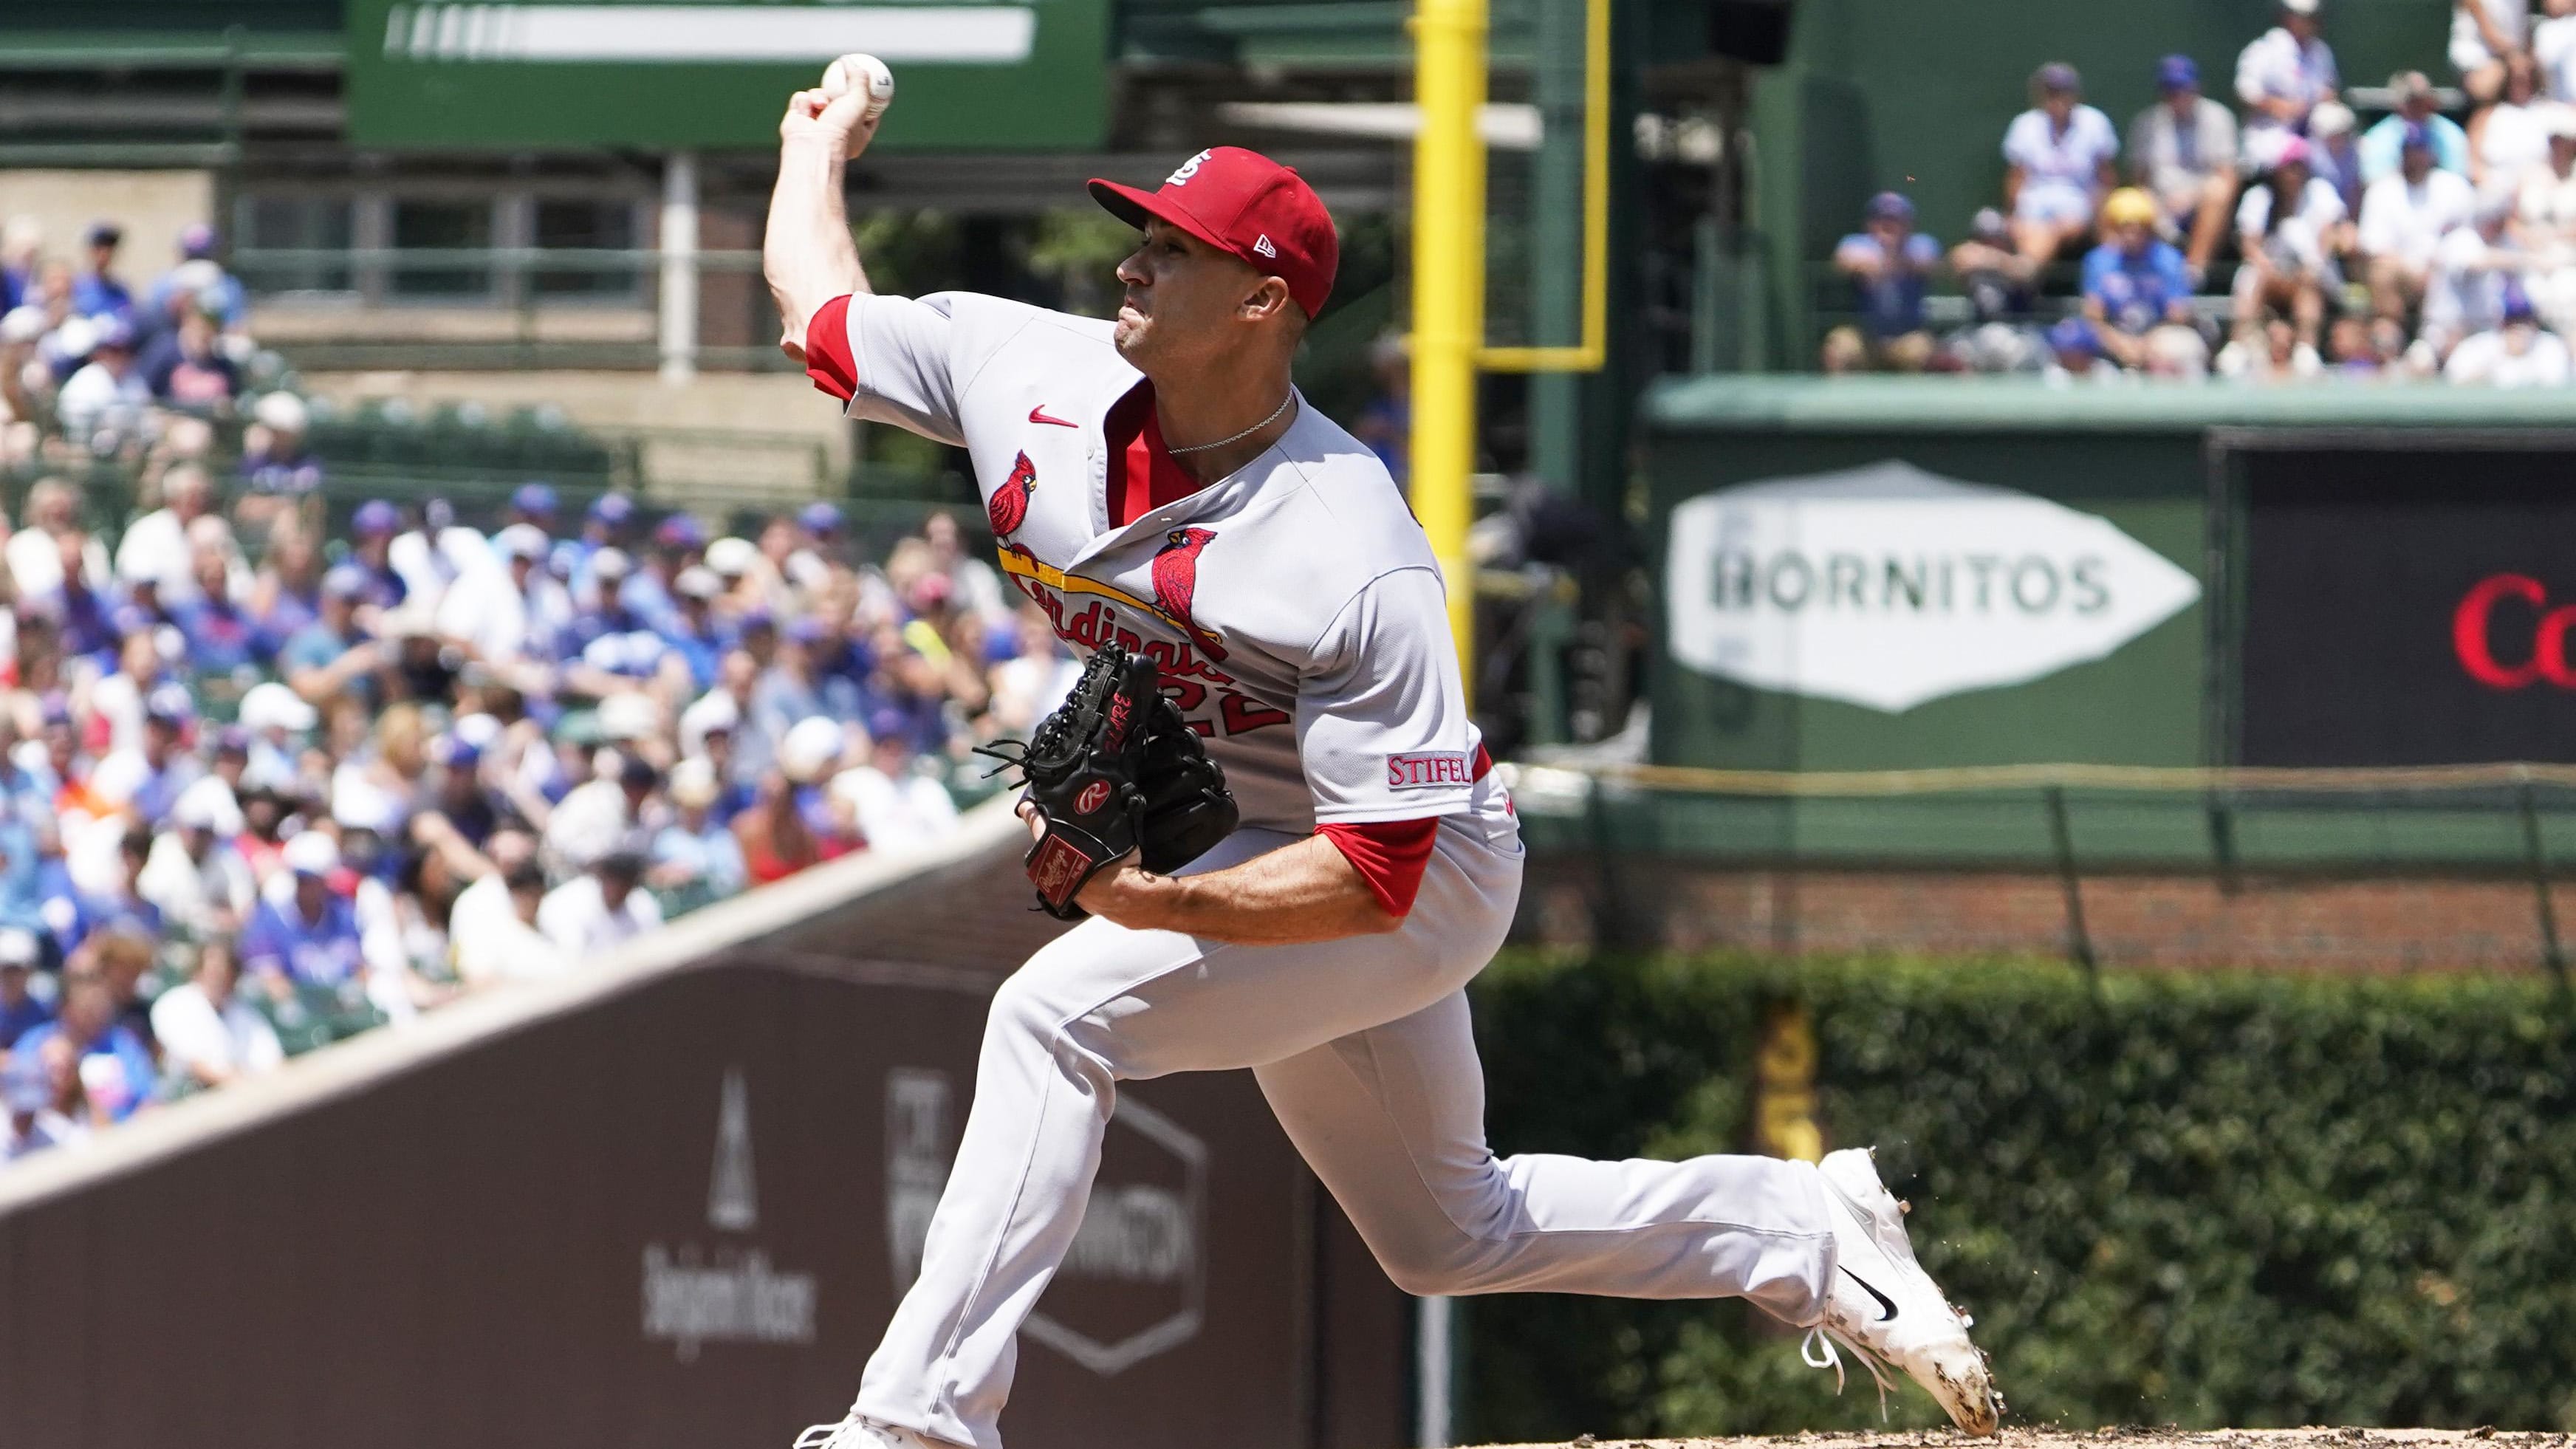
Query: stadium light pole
660 150 700 384
1408 0 1487 702
1407 7 1487 1430
1409 0 1608 709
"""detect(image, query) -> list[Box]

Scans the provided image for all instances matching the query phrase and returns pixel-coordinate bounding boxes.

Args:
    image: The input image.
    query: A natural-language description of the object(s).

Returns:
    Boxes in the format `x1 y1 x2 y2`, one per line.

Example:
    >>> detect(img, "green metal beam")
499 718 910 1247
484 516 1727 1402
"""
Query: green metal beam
0 32 342 69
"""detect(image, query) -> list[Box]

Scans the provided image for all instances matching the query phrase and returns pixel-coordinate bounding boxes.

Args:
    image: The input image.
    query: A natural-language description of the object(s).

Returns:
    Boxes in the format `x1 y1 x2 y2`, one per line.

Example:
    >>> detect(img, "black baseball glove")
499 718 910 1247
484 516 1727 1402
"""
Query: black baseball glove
977 643 1239 919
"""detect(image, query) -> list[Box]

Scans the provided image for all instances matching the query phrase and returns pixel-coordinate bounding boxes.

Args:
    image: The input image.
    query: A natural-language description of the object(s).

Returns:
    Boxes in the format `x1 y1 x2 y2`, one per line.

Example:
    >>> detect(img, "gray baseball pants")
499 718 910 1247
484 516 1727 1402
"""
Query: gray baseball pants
853 809 1837 1449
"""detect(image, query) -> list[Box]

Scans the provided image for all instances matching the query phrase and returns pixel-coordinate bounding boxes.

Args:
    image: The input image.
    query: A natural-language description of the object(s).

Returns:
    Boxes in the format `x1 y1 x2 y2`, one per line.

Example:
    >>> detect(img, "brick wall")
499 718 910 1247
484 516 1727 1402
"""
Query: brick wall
1518 853 2576 975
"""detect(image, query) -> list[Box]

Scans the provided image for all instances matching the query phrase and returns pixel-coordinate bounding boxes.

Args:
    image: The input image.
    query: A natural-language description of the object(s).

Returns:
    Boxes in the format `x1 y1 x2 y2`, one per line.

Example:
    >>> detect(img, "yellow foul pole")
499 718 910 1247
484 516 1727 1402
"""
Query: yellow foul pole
1408 0 1487 696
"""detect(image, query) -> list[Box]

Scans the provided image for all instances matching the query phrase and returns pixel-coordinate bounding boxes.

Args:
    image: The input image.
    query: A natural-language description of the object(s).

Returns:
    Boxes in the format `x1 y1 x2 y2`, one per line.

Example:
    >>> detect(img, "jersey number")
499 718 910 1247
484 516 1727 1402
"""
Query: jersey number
1219 692 1289 736
1159 679 1290 738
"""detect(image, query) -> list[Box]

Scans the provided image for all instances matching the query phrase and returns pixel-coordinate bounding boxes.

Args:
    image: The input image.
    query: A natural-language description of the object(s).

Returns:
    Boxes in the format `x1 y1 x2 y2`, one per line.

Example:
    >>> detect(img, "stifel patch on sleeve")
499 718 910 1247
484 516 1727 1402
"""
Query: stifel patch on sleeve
1385 751 1476 789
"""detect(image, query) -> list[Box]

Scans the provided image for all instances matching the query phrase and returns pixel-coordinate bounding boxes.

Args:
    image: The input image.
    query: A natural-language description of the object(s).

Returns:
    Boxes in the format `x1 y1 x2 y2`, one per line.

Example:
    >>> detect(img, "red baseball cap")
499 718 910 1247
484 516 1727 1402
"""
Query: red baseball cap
1089 147 1338 318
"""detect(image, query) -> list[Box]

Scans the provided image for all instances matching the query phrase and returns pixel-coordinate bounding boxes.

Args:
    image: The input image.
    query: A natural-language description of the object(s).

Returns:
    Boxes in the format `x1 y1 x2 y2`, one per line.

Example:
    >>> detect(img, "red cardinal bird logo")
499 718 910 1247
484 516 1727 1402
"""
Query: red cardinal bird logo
1151 527 1227 662
987 451 1037 538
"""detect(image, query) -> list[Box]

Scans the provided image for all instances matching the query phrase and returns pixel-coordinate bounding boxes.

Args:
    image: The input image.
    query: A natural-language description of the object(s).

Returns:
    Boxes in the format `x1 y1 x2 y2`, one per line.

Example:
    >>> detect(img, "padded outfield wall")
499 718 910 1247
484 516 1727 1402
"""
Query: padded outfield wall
0 804 1407 1449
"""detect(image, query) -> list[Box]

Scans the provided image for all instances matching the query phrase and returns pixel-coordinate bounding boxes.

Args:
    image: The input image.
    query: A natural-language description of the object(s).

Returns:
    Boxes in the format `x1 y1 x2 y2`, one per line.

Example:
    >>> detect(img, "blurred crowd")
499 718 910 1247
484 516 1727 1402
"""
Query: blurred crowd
0 444 1076 1168
0 216 273 462
1824 0 2576 385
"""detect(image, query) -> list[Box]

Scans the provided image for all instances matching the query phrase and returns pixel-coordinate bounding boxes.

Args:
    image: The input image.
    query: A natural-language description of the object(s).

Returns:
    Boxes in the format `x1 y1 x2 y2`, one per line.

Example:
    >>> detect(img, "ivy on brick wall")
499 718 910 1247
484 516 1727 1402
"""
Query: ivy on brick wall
1462 952 2576 1442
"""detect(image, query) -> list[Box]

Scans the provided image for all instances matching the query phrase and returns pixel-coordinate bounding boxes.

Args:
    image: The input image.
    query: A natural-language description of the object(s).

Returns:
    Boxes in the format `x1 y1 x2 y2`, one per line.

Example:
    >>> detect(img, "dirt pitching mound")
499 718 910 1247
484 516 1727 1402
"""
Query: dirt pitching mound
1473 1431 2564 1449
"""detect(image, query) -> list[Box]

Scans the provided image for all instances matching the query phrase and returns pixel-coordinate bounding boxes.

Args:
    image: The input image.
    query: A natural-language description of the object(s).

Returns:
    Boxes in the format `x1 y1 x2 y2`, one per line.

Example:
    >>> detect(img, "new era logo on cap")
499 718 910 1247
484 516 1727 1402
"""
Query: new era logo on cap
1089 147 1340 318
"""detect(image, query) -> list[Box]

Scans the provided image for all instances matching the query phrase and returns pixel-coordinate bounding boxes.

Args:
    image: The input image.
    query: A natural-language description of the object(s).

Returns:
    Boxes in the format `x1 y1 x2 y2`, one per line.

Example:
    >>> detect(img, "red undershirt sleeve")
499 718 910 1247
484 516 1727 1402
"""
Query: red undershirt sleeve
1316 816 1441 919
804 293 858 402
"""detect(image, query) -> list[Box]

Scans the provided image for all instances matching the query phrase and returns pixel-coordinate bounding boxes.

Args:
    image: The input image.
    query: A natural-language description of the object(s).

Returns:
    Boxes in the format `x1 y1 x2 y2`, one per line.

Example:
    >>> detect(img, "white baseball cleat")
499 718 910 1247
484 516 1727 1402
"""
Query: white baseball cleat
1802 1146 2004 1436
792 1413 949 1449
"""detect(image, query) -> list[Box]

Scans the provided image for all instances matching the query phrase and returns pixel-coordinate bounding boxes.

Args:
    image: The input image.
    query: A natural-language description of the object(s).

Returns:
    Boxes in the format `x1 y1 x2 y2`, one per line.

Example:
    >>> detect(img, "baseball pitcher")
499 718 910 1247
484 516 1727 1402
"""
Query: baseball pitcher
764 72 2002 1449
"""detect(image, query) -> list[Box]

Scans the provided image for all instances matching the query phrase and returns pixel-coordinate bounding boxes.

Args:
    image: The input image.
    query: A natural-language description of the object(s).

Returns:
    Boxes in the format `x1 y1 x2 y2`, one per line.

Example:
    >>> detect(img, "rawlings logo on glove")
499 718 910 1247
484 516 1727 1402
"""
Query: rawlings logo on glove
976 643 1240 919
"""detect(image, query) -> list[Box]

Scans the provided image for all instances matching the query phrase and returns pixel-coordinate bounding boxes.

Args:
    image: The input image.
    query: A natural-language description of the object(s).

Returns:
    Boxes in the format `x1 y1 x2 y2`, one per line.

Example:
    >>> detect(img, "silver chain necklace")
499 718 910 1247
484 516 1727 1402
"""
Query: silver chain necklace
1163 392 1295 454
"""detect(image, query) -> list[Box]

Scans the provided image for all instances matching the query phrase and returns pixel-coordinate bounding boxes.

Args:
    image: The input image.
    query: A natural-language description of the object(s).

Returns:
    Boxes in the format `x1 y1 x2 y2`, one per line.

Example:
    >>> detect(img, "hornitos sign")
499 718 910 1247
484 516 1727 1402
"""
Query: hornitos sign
1665 460 2202 713
641 1067 821 1363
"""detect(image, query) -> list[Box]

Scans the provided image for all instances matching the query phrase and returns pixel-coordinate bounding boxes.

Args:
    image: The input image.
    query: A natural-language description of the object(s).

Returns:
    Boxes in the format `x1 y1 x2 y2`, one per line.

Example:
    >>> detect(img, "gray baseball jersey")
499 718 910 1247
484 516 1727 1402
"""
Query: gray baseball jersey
812 289 1504 835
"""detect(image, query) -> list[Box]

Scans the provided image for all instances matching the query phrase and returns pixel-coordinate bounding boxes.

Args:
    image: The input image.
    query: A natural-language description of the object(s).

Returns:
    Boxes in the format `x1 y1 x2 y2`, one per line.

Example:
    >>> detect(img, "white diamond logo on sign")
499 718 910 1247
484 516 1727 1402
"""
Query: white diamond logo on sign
1665 460 2202 713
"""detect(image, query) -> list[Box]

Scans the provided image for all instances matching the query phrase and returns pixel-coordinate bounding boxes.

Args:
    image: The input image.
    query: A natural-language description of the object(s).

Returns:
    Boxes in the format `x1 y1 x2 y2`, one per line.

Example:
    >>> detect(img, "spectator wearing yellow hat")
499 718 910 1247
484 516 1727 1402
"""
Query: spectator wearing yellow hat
2082 188 2208 375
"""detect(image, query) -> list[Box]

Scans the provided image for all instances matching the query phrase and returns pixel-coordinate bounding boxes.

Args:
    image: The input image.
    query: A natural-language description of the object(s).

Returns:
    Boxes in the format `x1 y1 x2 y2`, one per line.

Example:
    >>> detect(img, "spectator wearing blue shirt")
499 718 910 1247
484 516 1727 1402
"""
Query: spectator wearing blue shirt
0 716 53 845
651 758 746 908
425 736 501 849
1822 192 1943 373
623 513 700 637
2307 101 2366 222
753 618 865 746
28 695 78 812
92 686 202 829
0 218 35 315
861 674 950 760
143 223 247 331
0 930 52 1049
240 831 365 990
660 566 728 690
174 545 264 674
2358 72 2471 185
798 501 846 561
66 830 165 956
0 809 44 945
2081 188 2208 375
1351 334 1408 486
237 391 326 526
502 482 560 540
13 965 154 1121
137 305 242 411
2044 315 2120 383
565 491 638 601
281 566 382 715
487 524 572 662
809 616 874 699
348 501 410 609
69 221 133 322
567 549 672 691
31 527 123 662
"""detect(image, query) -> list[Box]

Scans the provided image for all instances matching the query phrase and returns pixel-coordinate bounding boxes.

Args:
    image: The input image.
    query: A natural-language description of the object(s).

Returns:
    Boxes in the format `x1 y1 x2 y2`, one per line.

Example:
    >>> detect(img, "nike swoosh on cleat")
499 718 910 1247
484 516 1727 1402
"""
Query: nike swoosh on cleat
1841 1266 1900 1322
1029 406 1078 427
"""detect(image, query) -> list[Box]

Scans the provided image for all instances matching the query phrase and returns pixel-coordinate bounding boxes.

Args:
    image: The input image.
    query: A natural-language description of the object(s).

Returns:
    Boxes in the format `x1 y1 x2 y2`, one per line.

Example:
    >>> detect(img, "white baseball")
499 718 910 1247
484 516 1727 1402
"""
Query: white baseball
821 53 895 120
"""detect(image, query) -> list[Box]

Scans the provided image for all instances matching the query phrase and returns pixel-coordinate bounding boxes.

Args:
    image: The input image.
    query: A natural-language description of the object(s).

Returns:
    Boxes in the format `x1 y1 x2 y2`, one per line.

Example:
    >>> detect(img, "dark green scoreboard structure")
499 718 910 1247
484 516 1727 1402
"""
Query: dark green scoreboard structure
1642 378 2576 774
347 0 1114 149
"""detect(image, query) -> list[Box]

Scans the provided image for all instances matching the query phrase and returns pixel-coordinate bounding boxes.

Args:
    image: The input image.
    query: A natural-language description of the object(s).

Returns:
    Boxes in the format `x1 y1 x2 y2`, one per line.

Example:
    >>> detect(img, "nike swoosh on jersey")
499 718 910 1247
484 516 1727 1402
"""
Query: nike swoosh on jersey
1029 406 1078 427
1840 1265 1900 1322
